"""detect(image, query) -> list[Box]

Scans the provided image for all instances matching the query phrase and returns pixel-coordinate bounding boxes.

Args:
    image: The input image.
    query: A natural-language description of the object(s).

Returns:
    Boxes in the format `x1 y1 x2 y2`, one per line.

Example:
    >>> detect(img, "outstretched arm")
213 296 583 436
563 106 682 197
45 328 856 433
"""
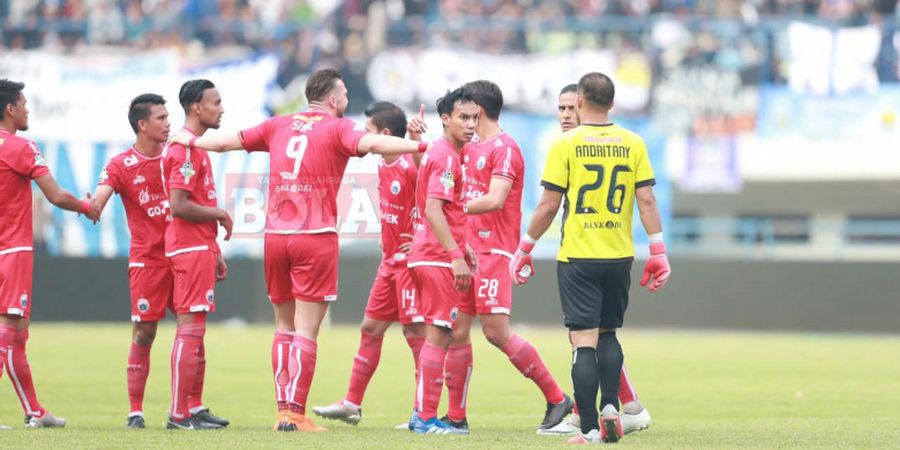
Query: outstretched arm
170 131 244 152
34 174 98 222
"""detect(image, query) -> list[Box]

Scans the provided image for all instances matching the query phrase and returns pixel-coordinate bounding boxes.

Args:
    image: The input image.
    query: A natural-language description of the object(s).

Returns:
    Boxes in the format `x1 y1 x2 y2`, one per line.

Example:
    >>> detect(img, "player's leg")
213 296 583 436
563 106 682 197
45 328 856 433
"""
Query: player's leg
0 314 12 429
443 310 473 426
594 262 632 443
265 234 299 425
619 364 651 433
126 320 158 428
125 264 170 428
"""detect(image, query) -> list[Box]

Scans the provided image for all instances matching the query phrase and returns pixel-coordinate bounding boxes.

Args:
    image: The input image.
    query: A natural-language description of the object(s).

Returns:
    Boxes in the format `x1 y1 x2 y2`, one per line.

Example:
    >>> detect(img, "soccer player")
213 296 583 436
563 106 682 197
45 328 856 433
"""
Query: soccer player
510 73 671 444
90 93 173 428
168 68 430 432
312 101 426 426
539 83 653 436
435 80 573 432
405 87 477 435
160 79 233 430
0 79 98 429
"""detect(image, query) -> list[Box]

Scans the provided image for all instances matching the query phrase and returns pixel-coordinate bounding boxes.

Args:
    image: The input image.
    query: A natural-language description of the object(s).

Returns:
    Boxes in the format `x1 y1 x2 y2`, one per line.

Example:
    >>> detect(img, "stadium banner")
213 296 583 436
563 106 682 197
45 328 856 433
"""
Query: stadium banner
786 22 881 96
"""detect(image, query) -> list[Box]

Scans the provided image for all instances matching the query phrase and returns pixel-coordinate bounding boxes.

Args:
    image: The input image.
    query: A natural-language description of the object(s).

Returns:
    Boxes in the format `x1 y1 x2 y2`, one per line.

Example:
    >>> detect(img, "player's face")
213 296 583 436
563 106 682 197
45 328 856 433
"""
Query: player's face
197 88 224 130
7 92 30 131
364 117 390 135
558 91 577 132
443 100 479 144
330 80 350 118
141 104 170 143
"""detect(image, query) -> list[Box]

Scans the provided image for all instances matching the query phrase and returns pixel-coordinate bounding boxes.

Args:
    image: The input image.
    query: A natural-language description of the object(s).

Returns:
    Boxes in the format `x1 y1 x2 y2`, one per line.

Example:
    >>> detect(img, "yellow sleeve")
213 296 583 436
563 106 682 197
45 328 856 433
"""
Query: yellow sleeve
633 136 656 188
540 136 569 192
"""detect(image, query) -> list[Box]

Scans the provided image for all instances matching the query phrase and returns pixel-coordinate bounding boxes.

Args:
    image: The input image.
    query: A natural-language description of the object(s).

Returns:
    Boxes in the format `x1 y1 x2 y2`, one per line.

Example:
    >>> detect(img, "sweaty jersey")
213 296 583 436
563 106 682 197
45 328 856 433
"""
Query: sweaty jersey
239 108 366 234
541 123 655 263
408 138 467 267
378 154 417 267
99 146 169 267
0 130 49 253
462 131 524 256
161 129 219 256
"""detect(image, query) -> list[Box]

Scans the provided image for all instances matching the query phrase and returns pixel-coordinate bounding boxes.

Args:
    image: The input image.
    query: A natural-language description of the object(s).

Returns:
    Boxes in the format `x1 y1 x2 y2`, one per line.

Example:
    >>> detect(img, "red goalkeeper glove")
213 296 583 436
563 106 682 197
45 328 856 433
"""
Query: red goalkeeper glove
640 236 671 292
510 235 536 286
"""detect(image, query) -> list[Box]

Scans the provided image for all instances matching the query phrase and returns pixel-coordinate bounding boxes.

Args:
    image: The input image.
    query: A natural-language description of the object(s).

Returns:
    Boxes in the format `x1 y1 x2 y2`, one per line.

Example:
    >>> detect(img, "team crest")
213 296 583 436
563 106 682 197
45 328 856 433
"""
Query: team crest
137 298 150 312
205 289 215 304
34 152 46 166
450 307 458 322
180 162 195 183
476 156 487 170
440 171 455 193
138 188 150 205
390 180 401 195
20 294 28 308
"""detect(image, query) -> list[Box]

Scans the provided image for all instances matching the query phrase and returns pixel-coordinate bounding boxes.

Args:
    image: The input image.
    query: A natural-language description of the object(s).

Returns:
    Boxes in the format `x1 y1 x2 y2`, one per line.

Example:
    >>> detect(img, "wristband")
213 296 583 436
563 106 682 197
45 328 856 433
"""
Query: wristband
417 141 428 153
519 234 537 254
79 200 92 215
449 248 465 260
648 232 664 244
189 136 199 149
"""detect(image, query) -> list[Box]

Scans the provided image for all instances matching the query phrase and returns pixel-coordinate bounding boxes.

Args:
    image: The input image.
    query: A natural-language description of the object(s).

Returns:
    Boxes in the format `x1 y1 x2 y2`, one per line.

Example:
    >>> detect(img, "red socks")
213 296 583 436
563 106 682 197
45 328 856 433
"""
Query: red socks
444 343 473 421
344 330 384 406
188 342 206 413
0 324 11 379
287 335 317 414
170 322 205 420
502 334 565 405
127 342 152 414
415 342 447 421
272 331 293 410
6 327 46 417
405 335 425 407
618 365 638 405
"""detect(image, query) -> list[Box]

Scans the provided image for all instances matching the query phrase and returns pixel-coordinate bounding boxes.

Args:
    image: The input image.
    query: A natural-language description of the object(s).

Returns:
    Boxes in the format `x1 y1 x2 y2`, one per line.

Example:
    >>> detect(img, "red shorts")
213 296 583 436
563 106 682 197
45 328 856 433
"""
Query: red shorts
265 233 338 303
0 250 33 318
365 263 423 325
458 252 513 316
409 265 461 329
128 264 174 322
169 250 217 315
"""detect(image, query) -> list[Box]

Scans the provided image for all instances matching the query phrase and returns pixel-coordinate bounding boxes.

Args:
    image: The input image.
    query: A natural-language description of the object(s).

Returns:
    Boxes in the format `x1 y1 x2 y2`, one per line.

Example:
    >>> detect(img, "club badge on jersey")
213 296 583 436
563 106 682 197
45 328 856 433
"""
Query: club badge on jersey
440 171 454 193
180 162 195 184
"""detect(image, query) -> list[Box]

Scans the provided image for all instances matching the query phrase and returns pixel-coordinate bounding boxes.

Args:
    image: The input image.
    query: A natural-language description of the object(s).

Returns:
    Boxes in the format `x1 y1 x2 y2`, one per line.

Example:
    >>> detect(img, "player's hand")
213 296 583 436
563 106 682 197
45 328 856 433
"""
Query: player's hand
510 235 537 285
218 209 233 241
465 244 479 274
451 257 472 292
168 130 192 147
215 252 228 282
397 233 413 254
406 103 427 141
81 192 100 224
640 242 671 292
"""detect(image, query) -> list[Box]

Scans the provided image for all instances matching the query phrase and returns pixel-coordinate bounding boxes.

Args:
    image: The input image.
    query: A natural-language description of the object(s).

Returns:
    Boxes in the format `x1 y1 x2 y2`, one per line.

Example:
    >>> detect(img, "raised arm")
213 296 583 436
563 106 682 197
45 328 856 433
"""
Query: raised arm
357 134 427 157
170 131 244 153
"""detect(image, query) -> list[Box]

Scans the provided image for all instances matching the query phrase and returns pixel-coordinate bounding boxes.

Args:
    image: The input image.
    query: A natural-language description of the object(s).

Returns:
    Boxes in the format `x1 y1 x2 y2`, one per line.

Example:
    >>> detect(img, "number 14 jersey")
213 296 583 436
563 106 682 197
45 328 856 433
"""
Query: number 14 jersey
540 123 655 263
239 108 366 234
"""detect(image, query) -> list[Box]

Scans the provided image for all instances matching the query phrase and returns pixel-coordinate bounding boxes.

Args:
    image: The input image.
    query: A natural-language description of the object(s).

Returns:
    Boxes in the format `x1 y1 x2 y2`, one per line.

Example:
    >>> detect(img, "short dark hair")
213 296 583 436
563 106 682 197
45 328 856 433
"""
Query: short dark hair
0 79 25 120
560 83 578 96
364 101 407 138
128 93 166 134
436 87 475 117
462 80 503 120
305 68 342 103
179 79 215 112
577 73 614 109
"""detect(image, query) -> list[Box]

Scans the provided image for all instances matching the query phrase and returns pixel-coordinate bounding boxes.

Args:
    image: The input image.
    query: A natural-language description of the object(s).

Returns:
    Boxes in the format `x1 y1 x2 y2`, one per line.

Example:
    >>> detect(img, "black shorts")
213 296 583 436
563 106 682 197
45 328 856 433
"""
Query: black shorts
558 261 632 330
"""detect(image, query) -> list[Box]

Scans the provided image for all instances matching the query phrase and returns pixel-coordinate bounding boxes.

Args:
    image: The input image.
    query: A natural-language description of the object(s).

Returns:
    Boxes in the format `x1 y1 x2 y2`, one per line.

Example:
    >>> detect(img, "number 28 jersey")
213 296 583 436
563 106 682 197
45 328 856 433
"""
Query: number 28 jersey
540 123 655 263
239 109 366 234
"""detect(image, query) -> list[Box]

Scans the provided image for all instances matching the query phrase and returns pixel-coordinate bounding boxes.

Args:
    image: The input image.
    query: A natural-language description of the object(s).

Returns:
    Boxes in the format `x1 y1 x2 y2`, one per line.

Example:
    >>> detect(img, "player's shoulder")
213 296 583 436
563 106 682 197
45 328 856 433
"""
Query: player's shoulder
0 132 32 151
609 123 645 143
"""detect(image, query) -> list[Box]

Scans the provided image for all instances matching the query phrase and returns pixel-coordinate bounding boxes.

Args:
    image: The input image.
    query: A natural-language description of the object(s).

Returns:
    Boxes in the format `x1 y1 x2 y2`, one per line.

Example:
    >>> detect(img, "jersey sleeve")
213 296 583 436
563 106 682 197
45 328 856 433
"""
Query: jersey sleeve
239 117 276 153
490 142 522 182
98 159 123 192
425 151 457 202
166 144 197 191
334 118 365 157
8 140 51 179
633 137 656 188
540 137 569 192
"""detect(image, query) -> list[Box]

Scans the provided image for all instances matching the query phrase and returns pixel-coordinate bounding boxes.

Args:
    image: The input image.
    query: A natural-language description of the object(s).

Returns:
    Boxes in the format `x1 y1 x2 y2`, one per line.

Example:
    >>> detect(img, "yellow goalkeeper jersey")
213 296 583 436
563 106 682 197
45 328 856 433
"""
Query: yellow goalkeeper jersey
540 123 655 263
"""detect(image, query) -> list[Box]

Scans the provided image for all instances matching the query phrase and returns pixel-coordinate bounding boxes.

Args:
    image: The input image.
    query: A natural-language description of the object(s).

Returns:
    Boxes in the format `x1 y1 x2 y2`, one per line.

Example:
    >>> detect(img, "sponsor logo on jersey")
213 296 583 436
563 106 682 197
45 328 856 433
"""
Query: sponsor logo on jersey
138 188 150 205
137 298 150 312
390 180 401 195
207 190 217 200
180 162 195 183
205 289 215 304
123 155 139 167
133 175 146 185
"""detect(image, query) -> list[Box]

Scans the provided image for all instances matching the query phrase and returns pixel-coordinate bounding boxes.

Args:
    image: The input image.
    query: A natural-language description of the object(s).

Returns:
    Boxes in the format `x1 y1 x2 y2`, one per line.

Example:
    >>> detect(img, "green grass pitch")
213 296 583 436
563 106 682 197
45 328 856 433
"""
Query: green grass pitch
0 323 898 448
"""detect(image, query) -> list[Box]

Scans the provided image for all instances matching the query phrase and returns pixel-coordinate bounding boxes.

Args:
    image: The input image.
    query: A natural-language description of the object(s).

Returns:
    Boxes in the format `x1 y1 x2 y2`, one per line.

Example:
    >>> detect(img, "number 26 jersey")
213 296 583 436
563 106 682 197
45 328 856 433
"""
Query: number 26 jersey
540 123 655 263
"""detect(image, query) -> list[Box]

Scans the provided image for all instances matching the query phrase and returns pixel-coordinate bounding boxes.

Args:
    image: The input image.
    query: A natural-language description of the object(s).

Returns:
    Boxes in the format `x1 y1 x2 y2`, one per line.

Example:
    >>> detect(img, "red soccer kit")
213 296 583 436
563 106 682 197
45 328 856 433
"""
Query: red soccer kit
161 131 220 314
0 131 49 318
100 146 173 322
364 154 421 324
459 132 525 316
239 107 365 303
407 138 467 329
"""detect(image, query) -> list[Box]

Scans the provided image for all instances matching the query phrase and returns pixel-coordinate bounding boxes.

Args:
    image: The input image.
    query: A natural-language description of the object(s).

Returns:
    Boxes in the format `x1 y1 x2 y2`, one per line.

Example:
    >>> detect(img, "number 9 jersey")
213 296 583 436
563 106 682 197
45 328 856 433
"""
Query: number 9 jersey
540 123 655 263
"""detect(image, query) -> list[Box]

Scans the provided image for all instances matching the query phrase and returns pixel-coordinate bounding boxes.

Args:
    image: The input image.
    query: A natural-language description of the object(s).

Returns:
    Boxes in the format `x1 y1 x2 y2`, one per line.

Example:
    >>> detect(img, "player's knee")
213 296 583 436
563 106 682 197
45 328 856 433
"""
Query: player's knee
401 324 425 339
482 325 509 348
132 324 158 346
360 320 387 337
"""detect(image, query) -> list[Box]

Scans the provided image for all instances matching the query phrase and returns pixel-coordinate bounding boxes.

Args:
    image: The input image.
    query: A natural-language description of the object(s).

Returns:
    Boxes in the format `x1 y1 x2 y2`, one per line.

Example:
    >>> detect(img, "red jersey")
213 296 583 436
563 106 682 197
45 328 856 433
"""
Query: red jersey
0 130 50 253
462 131 524 255
378 154 417 267
408 138 467 267
161 129 219 256
99 146 169 266
239 108 366 234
